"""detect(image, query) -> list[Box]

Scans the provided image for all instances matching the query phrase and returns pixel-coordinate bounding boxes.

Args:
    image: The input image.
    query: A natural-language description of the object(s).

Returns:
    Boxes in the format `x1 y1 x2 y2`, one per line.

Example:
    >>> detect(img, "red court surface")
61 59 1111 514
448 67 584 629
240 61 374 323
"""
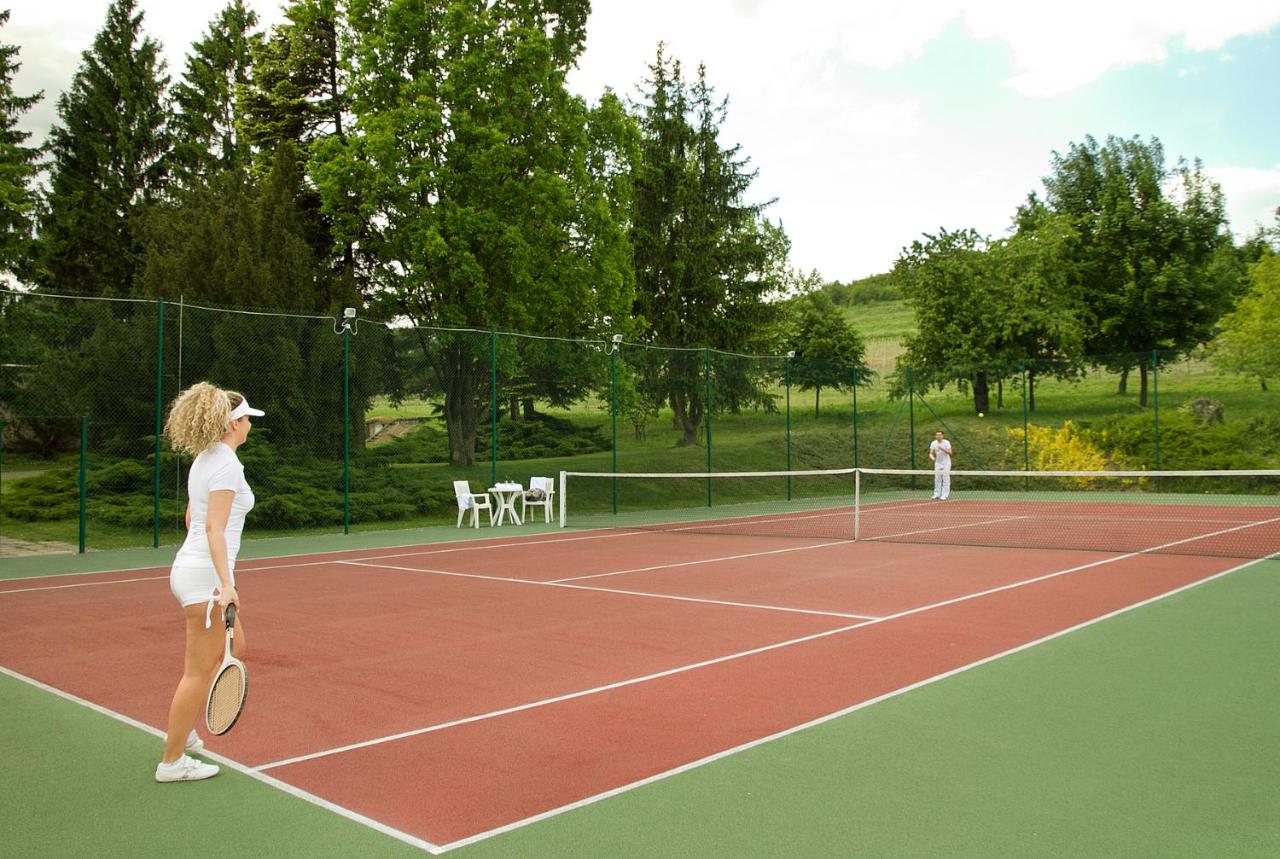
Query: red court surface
1 512 1273 850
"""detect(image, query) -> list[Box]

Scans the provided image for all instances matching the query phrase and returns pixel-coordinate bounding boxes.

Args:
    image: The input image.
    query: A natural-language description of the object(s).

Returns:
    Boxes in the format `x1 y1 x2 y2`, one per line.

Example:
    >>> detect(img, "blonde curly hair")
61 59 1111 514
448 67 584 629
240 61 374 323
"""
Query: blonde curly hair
164 382 247 456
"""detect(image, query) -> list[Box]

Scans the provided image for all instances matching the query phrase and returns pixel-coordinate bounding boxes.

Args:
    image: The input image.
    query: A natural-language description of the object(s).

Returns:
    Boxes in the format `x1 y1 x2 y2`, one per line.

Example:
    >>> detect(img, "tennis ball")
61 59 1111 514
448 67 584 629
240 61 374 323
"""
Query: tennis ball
978 412 985 418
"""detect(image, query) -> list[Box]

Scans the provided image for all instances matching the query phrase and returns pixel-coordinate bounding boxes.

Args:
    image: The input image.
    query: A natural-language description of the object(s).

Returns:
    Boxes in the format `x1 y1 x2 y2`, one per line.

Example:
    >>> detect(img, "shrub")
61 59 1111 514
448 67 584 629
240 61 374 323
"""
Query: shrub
89 460 151 493
1006 421 1116 472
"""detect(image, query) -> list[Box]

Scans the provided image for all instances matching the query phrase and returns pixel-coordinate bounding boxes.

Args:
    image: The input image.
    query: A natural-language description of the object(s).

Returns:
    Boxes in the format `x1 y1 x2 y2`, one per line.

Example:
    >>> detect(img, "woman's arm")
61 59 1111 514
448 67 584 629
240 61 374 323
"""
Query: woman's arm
205 489 238 607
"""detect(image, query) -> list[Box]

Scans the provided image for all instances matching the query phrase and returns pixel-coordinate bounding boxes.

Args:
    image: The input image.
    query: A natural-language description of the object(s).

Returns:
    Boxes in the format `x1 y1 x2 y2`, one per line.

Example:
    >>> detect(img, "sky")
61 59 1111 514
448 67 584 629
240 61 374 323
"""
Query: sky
6 0 1280 282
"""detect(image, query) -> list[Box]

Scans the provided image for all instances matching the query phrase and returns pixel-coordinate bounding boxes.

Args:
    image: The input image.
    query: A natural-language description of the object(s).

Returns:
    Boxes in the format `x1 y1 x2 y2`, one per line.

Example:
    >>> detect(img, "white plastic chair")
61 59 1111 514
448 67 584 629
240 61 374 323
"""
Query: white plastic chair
454 480 494 528
521 476 556 524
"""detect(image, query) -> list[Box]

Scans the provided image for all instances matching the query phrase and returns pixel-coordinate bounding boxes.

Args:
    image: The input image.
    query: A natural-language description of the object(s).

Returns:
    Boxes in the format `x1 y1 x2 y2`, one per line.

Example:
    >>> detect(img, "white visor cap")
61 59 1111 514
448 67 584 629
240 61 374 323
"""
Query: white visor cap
229 398 265 420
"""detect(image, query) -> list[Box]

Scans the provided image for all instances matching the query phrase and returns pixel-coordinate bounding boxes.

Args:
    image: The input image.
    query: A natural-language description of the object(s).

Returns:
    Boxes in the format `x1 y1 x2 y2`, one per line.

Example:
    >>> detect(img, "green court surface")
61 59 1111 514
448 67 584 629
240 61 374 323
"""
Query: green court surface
2 548 1277 856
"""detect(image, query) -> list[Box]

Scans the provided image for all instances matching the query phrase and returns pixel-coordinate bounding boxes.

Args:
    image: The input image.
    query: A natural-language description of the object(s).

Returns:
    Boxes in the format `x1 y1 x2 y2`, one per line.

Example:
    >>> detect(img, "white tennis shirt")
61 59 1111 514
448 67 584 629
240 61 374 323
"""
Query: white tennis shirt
929 438 952 468
173 442 255 569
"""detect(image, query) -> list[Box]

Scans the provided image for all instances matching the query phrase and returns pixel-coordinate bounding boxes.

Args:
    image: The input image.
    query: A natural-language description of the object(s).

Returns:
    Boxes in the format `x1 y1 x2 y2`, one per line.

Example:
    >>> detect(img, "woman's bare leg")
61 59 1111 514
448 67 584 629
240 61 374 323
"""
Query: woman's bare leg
161 603 224 763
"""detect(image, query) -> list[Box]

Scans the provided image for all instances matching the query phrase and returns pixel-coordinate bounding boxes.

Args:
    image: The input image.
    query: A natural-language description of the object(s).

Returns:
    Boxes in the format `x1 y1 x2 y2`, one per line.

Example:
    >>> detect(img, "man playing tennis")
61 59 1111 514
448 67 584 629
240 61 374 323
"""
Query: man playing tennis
929 430 952 500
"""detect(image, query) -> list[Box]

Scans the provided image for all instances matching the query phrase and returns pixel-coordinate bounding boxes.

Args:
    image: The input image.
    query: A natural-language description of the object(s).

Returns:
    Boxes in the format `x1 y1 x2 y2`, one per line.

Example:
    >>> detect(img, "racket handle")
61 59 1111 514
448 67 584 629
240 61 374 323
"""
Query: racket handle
225 602 236 629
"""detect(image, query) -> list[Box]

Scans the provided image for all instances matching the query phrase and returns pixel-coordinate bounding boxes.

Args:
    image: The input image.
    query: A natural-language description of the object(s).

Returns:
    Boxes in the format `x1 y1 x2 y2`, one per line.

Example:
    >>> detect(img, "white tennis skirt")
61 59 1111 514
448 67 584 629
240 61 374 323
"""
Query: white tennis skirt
169 564 235 607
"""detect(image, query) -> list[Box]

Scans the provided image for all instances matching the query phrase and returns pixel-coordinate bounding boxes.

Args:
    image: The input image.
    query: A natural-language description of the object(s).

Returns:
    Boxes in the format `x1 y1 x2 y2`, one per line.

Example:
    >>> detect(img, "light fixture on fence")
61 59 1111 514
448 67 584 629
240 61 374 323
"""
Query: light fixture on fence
786 350 796 359
339 306 357 334
610 333 623 354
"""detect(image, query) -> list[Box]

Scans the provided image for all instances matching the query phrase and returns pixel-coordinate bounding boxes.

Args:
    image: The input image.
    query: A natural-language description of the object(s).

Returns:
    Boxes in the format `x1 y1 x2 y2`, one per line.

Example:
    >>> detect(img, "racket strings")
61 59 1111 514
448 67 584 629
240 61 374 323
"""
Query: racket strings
207 664 246 734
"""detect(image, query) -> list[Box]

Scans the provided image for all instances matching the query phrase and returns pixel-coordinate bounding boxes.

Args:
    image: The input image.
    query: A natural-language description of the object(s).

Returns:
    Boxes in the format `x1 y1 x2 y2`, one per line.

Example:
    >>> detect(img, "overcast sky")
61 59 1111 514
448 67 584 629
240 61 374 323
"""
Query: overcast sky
6 0 1280 281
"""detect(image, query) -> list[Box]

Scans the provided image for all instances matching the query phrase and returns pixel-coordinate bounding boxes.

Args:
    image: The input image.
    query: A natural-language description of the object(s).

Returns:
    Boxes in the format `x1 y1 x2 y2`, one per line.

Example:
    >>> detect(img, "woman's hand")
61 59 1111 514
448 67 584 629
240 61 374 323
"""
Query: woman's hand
218 585 239 610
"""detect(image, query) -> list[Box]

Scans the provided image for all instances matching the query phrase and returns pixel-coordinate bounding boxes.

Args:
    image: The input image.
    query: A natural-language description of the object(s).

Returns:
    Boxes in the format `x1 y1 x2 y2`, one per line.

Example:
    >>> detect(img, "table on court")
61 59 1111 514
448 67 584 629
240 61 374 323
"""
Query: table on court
488 482 524 525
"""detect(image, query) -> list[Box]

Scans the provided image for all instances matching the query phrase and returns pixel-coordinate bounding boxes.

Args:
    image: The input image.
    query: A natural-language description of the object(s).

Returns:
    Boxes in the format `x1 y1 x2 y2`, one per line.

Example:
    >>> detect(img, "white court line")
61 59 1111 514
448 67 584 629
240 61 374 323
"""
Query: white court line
0 525 661 586
0 528 673 594
0 574 167 595
864 515 1028 542
336 559 875 621
0 665 444 855
437 548 1280 853
549 540 851 584
256 514 1280 773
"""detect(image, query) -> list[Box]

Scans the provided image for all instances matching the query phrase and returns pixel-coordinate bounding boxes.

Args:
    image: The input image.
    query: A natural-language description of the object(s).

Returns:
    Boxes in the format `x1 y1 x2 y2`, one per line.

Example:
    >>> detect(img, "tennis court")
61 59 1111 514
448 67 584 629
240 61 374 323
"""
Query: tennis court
3 472 1280 854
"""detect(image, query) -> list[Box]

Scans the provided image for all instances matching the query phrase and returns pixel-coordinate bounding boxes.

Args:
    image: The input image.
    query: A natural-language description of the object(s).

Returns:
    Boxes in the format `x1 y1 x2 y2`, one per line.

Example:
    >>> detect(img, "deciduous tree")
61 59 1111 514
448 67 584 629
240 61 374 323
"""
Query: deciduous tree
313 0 633 465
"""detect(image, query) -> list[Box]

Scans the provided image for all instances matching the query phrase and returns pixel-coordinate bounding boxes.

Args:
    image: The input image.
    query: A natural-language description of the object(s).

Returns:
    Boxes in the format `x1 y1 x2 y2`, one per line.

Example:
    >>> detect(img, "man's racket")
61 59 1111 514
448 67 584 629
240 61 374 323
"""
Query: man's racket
205 603 247 735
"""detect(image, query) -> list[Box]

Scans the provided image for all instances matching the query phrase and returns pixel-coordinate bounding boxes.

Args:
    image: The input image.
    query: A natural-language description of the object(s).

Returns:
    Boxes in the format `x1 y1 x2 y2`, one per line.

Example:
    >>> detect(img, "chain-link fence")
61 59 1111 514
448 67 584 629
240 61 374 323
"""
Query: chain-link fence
2 287 1272 553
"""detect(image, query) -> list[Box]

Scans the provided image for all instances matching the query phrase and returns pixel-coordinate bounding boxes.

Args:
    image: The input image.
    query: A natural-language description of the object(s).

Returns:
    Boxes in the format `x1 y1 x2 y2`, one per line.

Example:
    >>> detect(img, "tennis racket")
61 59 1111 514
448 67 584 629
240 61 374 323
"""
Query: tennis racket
205 603 247 735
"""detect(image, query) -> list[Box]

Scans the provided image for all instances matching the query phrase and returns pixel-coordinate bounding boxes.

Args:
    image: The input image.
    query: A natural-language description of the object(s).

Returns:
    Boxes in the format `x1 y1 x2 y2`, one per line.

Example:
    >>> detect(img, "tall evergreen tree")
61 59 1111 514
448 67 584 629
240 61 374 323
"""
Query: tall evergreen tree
0 9 42 279
240 0 355 283
170 0 261 188
33 0 170 297
630 48 787 444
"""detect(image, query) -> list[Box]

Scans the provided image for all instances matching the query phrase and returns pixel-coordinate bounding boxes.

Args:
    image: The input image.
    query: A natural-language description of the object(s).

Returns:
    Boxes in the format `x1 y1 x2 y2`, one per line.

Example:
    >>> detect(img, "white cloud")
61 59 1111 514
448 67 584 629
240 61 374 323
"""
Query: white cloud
1210 165 1280 237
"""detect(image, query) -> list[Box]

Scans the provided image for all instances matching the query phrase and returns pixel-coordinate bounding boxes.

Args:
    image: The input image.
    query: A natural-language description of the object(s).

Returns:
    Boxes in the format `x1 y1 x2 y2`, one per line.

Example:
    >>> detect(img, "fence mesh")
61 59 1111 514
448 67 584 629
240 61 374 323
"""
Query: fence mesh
1 288 1273 554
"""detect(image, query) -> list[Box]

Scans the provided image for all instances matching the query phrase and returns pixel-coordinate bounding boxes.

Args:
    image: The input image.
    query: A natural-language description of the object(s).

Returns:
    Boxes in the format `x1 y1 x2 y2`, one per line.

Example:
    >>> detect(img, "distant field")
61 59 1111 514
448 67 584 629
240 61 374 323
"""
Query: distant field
842 298 915 341
844 299 914 372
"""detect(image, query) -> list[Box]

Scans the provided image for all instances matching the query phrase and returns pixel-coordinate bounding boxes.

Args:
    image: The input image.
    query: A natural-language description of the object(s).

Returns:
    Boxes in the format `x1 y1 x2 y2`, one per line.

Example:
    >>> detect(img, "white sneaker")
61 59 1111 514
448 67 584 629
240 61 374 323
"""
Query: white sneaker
186 729 204 754
155 754 220 783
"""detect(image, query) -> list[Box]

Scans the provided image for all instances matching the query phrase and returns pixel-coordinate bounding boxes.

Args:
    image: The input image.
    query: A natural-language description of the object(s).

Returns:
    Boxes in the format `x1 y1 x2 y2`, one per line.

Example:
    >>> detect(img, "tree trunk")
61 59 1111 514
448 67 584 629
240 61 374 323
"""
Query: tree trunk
507 395 519 421
522 397 536 419
1028 366 1036 412
1260 378 1267 392
996 378 1003 409
671 386 702 446
973 371 990 415
443 355 480 466
1117 368 1128 395
1138 362 1149 408
814 386 821 418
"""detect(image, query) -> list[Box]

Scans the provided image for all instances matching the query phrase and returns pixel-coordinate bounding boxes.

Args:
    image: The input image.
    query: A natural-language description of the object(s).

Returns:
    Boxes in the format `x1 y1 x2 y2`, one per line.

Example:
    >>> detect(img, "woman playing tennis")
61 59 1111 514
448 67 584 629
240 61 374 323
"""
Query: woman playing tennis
156 383 261 782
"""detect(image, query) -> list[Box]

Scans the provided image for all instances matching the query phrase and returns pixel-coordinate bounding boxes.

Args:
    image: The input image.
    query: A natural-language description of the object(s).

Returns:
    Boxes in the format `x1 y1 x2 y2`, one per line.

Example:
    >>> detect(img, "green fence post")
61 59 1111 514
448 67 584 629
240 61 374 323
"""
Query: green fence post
153 298 164 548
610 343 618 515
705 348 712 507
1021 358 1030 489
1152 349 1161 472
342 316 351 535
491 329 498 488
785 352 792 500
851 364 859 468
79 415 88 554
0 417 5 539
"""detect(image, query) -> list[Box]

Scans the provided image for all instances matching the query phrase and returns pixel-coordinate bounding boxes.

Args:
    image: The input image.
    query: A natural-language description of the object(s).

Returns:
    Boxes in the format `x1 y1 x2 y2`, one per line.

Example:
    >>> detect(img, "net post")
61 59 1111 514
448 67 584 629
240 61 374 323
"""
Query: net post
79 415 88 554
854 468 861 540
558 470 567 527
153 297 164 548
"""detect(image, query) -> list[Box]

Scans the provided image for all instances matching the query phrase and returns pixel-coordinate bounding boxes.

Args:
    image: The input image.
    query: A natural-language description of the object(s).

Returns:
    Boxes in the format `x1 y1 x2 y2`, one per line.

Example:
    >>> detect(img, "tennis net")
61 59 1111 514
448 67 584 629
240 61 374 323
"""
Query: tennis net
558 467 1280 559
